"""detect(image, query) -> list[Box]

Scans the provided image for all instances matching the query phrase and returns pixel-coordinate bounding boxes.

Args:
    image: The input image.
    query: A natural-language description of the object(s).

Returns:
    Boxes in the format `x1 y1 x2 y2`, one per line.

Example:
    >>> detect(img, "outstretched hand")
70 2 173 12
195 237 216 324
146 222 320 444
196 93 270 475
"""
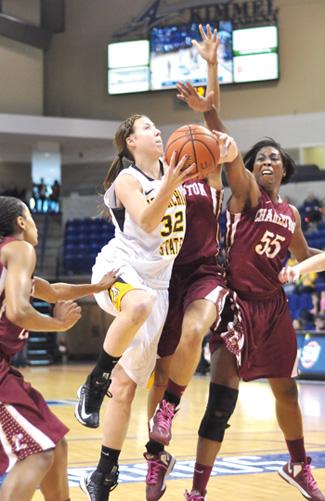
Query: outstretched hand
278 266 300 284
94 269 119 292
192 24 219 65
176 81 215 112
212 131 238 164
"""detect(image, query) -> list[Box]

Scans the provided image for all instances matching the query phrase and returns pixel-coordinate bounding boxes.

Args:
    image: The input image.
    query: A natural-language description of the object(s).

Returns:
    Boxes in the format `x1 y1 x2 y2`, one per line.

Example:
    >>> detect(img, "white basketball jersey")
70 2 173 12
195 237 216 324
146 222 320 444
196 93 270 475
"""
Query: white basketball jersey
99 165 186 288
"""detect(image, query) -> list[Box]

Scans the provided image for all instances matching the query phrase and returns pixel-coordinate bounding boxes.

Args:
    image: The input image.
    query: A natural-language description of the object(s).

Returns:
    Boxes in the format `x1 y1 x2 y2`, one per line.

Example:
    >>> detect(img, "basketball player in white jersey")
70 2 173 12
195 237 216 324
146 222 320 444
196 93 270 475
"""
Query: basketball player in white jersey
77 113 237 499
76 114 195 499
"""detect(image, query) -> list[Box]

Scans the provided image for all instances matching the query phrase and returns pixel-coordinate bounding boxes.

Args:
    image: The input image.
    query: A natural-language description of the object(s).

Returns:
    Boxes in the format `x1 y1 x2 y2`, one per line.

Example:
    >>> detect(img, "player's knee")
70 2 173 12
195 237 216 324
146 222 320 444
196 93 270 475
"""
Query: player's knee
273 380 298 404
55 437 68 461
181 321 206 348
37 449 55 473
153 364 169 389
111 375 137 404
198 383 238 442
129 297 154 325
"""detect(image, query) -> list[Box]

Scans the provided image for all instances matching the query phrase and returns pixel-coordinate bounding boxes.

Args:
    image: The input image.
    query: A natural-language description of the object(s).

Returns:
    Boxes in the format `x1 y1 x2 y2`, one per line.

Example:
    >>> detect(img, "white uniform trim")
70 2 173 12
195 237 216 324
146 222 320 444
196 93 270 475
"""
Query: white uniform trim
0 403 55 472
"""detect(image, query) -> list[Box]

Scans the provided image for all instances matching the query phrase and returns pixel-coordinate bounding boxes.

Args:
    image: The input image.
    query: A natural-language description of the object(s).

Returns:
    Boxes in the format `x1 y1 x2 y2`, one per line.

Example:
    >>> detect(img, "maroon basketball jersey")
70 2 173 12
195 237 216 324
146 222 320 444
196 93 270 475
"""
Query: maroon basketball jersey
225 188 296 297
0 238 29 365
176 180 223 265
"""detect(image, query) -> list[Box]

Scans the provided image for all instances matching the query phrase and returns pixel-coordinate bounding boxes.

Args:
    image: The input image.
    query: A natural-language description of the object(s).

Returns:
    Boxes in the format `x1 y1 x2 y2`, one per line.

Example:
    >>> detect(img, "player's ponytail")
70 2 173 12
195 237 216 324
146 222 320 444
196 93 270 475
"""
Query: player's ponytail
0 196 24 240
103 114 143 191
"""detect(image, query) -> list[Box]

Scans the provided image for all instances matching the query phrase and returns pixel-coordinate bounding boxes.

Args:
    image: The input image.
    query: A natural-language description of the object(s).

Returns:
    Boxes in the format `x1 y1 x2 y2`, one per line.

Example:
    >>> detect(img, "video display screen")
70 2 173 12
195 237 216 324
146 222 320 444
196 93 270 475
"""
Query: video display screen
150 22 233 90
232 25 279 83
107 25 279 94
108 40 150 94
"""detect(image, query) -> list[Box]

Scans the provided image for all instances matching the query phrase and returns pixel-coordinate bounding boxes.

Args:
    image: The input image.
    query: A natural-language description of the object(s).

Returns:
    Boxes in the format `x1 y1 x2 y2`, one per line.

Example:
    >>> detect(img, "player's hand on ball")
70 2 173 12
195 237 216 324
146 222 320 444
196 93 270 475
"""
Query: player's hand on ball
212 131 238 163
163 151 198 191
94 269 119 292
278 266 300 284
176 81 214 112
53 300 82 331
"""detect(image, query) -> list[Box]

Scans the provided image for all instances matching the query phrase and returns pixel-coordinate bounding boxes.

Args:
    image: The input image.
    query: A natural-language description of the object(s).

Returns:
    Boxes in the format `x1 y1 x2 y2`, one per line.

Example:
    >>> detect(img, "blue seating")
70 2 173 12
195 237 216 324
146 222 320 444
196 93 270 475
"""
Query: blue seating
63 218 115 274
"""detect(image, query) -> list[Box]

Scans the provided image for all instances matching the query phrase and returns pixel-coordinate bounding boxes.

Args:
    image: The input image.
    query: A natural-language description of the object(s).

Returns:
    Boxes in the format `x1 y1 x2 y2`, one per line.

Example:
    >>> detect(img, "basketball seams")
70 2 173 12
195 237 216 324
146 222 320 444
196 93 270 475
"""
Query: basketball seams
188 125 199 170
193 138 219 167
165 124 220 179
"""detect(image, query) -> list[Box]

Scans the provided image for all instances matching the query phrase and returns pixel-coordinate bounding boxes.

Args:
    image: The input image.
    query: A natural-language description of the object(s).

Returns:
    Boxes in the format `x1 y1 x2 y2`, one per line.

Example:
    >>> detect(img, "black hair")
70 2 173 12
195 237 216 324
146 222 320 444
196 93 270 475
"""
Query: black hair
243 137 296 184
0 196 25 240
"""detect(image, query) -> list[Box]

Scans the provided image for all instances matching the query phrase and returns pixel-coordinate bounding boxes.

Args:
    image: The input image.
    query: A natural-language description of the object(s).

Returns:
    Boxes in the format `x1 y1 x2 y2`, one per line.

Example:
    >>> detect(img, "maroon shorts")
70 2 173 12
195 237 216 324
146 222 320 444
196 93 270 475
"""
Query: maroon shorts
0 365 69 474
158 257 227 357
211 288 298 381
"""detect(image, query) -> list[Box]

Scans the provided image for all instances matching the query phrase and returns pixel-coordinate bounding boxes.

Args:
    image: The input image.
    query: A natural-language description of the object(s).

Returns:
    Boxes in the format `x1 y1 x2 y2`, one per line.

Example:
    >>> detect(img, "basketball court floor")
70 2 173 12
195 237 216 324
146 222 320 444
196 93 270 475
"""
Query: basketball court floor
27 364 325 500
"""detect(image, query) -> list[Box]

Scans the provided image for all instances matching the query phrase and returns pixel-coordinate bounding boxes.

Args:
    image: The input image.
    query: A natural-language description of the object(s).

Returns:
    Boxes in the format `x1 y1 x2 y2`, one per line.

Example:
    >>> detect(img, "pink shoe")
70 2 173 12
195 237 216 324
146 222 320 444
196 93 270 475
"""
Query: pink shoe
278 457 325 500
184 489 206 500
144 450 176 501
149 400 178 446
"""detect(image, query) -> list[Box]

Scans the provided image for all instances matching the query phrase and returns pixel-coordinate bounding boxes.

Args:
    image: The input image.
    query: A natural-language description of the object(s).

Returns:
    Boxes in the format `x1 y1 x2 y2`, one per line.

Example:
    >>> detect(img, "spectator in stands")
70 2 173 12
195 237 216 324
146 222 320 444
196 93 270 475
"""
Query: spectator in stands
49 180 61 213
301 192 323 227
298 308 316 330
320 291 325 314
292 318 304 331
315 315 325 331
310 292 320 316
37 177 47 212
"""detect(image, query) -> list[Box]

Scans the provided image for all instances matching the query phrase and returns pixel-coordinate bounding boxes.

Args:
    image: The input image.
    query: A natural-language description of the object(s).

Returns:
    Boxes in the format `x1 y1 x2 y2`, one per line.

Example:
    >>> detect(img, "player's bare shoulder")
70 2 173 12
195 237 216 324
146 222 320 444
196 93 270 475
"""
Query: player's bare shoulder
1 240 36 267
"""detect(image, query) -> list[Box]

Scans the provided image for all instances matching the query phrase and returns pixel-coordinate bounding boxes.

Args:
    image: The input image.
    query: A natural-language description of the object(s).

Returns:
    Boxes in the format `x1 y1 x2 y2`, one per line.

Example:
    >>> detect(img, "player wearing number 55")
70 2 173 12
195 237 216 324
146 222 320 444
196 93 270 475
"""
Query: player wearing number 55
186 98 325 499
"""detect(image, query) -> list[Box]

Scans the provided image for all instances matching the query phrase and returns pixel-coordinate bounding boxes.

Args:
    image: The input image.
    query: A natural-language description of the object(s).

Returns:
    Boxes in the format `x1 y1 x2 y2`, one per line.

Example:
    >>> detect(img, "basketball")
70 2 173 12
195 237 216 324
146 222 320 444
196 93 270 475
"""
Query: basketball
165 124 220 179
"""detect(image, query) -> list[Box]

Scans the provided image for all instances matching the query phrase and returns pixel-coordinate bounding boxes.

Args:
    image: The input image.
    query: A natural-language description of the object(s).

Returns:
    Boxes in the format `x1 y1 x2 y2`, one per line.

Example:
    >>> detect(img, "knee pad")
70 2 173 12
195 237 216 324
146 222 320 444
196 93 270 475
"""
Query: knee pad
198 383 238 442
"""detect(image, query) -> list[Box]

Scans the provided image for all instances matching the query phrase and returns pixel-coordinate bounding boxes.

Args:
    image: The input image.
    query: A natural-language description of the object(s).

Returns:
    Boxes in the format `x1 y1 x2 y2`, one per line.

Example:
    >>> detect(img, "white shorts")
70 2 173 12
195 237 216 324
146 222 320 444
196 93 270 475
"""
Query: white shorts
92 255 169 387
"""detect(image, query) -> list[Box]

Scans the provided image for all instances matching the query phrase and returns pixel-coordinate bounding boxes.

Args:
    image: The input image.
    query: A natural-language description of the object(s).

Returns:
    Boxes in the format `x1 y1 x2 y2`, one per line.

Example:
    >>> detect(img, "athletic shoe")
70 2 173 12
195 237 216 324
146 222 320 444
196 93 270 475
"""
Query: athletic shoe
184 489 206 500
75 374 112 428
144 450 176 501
79 466 118 501
149 400 178 445
278 457 325 500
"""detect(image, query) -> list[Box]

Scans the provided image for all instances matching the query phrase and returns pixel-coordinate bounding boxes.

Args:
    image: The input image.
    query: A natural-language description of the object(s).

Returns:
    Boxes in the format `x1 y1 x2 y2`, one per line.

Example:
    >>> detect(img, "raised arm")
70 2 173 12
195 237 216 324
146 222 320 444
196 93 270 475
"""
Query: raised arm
2 241 81 332
205 109 260 212
176 24 219 114
115 153 196 233
192 24 220 111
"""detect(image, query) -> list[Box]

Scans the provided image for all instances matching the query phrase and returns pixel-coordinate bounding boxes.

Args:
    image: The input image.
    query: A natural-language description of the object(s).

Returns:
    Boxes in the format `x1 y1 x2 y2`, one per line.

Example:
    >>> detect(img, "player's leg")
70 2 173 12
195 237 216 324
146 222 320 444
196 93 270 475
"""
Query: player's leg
145 300 217 501
269 377 325 500
149 299 217 447
145 278 227 501
0 450 54 501
147 355 174 419
147 270 184 421
82 288 168 500
269 377 303 440
39 438 70 501
80 364 137 499
75 287 154 429
185 343 239 500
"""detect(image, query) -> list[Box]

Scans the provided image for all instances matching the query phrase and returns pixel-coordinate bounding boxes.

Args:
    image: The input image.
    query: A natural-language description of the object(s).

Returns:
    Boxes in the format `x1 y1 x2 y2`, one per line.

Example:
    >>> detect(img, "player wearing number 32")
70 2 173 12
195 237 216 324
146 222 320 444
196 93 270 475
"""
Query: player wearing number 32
76 113 237 499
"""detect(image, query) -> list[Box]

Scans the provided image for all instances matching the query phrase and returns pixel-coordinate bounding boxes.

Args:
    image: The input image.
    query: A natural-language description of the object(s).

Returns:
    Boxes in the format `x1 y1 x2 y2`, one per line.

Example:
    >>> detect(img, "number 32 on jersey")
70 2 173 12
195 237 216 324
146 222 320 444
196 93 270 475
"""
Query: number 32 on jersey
159 210 185 256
